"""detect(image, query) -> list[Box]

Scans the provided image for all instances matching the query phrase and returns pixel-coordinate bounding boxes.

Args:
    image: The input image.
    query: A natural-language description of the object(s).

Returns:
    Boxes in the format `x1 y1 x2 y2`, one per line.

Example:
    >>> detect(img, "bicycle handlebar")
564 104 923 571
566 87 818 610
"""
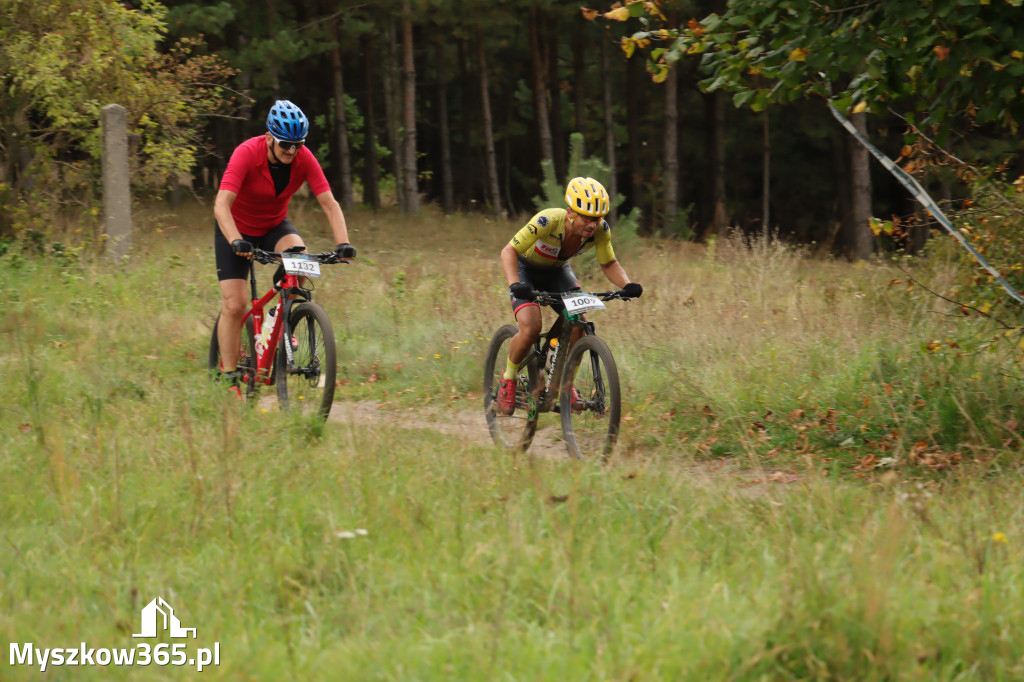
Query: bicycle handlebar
251 248 348 265
531 289 635 306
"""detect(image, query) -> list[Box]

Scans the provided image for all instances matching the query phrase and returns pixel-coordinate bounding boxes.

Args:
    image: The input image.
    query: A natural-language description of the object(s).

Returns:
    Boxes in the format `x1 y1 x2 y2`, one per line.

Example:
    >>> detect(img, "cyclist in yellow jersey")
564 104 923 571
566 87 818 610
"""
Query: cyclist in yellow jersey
497 177 643 415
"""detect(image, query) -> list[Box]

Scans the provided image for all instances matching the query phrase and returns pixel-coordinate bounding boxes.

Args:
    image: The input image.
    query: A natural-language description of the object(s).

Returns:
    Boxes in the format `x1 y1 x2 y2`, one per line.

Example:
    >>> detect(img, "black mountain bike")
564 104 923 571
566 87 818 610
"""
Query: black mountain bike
483 289 635 459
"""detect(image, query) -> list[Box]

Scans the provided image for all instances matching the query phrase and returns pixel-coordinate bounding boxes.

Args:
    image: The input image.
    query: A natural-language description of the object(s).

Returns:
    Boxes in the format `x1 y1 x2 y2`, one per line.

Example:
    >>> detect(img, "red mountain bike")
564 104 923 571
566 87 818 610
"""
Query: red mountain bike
208 245 343 420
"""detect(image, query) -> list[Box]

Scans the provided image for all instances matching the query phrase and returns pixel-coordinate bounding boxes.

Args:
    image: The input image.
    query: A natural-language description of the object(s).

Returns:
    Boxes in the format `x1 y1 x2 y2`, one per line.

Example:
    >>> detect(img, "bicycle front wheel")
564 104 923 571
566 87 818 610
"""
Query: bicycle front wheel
276 302 337 420
208 313 257 399
560 335 621 459
483 324 539 452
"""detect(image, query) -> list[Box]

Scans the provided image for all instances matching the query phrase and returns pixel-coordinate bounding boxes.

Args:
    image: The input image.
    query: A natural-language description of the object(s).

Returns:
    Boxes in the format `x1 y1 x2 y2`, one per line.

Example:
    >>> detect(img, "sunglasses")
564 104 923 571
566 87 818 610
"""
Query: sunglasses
272 136 305 152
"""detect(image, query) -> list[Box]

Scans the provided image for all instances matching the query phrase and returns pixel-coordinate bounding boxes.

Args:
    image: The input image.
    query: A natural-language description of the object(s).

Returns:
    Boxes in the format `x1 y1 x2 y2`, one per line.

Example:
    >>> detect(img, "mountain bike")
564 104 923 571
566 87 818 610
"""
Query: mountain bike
483 289 635 459
208 245 343 420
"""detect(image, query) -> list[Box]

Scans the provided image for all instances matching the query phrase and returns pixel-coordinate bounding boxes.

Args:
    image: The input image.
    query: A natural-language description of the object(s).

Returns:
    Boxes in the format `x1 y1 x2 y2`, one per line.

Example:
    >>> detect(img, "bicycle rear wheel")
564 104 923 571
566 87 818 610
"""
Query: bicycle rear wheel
560 335 621 459
208 313 257 399
276 302 337 420
483 324 540 451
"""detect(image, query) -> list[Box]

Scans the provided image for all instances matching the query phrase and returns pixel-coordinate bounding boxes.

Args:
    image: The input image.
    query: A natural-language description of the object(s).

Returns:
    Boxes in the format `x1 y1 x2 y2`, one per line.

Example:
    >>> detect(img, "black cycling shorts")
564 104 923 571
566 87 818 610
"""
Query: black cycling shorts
214 219 301 281
510 258 579 315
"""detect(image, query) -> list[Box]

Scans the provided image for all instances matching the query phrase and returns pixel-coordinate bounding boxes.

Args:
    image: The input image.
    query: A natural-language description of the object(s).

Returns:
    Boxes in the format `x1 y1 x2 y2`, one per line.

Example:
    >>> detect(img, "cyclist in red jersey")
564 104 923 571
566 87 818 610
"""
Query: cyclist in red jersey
213 100 356 392
496 177 643 415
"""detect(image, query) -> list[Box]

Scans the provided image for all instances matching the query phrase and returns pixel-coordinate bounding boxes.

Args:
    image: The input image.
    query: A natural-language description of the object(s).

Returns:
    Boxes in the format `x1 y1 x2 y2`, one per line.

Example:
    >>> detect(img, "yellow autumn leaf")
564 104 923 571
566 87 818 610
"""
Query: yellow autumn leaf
1013 50 1024 59
580 7 599 20
789 47 809 62
605 6 630 21
621 37 636 58
634 38 651 49
651 65 669 84
852 101 868 114
644 1 667 21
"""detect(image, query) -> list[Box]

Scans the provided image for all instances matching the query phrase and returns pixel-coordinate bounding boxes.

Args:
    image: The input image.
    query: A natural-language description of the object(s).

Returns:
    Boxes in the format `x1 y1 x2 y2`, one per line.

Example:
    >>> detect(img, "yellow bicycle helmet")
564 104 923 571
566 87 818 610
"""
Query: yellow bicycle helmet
564 177 610 217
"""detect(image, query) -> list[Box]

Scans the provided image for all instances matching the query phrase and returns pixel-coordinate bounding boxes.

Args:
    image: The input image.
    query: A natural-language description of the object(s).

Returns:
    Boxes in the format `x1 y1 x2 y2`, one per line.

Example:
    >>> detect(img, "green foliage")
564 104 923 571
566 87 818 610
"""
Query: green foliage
601 0 1024 137
0 0 236 237
532 132 641 244
905 172 1024 330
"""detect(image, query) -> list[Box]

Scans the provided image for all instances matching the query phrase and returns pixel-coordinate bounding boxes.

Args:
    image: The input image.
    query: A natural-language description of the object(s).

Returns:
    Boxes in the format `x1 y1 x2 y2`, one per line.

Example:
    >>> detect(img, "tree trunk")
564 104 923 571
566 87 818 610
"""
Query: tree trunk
696 89 729 240
383 19 405 210
400 7 419 214
456 38 473 204
546 14 566 183
710 90 728 238
626 51 643 224
329 19 354 210
476 25 503 217
762 109 770 241
600 29 617 221
528 7 555 170
361 36 380 210
848 111 873 260
435 39 455 214
573 29 587 136
818 128 852 257
663 63 679 231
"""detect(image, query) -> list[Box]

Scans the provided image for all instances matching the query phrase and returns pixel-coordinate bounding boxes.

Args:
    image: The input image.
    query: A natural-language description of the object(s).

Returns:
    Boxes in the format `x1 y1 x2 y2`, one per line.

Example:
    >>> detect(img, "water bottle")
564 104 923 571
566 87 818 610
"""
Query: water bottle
257 307 276 351
545 337 558 375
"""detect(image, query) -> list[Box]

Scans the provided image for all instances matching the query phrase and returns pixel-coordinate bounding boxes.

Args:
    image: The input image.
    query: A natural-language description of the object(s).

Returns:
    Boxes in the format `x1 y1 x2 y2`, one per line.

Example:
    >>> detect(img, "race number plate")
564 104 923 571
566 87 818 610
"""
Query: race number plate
561 292 606 314
281 256 321 279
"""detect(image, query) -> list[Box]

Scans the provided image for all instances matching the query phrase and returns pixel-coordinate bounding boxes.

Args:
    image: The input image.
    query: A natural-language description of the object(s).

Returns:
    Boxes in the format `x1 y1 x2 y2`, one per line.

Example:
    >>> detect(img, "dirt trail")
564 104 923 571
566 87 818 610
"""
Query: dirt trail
322 400 795 493
327 399 571 459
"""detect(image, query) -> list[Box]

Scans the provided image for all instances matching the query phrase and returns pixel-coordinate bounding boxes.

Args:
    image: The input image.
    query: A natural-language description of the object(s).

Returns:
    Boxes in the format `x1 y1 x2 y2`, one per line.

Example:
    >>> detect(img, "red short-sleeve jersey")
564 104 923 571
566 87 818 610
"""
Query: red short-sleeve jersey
218 136 332 236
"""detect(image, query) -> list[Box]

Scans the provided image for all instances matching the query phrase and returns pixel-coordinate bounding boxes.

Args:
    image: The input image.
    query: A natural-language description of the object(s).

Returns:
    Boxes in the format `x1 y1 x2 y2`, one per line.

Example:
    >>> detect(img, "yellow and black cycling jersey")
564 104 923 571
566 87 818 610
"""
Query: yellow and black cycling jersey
510 208 616 268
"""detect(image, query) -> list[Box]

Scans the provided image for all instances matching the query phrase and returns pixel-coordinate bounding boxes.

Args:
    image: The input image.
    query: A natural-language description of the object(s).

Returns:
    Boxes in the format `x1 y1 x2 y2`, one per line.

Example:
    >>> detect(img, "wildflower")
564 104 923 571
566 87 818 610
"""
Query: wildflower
993 532 1008 544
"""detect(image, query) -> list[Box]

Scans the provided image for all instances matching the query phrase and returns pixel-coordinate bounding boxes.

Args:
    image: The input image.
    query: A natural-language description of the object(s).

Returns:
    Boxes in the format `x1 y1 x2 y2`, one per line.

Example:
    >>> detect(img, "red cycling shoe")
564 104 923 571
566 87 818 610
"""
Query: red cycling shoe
497 377 517 415
570 386 586 413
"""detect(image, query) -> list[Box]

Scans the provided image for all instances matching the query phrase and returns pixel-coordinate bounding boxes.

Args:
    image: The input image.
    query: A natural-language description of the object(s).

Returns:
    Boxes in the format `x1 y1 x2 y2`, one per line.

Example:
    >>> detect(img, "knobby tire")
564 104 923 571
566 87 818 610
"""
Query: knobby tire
483 324 539 452
208 313 258 400
276 302 337 420
560 334 621 459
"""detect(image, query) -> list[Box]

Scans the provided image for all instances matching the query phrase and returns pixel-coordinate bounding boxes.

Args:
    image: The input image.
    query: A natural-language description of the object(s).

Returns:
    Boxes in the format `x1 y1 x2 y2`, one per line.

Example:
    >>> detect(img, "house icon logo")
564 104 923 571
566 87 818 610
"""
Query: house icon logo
132 597 197 639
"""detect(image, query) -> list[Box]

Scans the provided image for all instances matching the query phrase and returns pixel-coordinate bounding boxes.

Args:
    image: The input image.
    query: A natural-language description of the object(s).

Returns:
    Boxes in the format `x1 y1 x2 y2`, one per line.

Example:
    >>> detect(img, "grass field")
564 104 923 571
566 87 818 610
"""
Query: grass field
2 197 1023 679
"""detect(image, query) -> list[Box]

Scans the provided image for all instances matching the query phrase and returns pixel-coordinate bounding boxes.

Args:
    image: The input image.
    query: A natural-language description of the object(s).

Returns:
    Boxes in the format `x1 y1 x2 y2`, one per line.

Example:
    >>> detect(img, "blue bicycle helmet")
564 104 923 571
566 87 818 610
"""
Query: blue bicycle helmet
266 100 309 141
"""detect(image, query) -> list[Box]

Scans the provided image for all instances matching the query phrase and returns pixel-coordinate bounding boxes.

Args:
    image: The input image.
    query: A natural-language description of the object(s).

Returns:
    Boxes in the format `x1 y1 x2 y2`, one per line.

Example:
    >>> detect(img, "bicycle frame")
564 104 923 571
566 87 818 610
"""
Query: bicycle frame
242 249 315 386
522 294 599 416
